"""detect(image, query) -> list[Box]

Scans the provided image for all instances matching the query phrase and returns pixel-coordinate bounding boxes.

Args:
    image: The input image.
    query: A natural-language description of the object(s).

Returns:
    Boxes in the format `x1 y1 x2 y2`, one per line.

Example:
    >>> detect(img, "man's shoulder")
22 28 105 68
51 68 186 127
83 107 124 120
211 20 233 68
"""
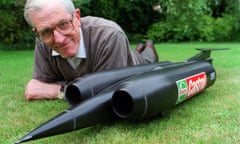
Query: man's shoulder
80 16 128 49
81 16 122 32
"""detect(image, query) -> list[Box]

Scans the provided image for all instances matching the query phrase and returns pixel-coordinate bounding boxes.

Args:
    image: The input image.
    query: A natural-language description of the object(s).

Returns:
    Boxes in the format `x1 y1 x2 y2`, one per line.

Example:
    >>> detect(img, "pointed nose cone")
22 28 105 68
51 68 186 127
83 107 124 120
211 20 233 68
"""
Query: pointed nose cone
15 90 116 143
14 135 32 144
15 110 76 143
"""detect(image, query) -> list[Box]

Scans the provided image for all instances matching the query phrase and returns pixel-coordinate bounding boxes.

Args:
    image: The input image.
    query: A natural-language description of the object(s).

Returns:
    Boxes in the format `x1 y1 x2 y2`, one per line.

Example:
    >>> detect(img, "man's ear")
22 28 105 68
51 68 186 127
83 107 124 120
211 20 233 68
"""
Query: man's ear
75 8 81 20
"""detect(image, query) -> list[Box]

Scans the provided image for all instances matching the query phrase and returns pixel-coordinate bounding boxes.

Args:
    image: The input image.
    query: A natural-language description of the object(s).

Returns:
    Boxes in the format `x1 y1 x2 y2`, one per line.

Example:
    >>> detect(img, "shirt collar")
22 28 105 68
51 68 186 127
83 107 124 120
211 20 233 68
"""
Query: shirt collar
52 28 87 59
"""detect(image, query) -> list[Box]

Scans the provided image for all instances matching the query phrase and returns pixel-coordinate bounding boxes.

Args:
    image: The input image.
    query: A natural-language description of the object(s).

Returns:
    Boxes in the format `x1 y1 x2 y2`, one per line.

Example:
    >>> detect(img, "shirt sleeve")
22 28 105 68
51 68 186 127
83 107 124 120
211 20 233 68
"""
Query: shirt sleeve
32 39 63 83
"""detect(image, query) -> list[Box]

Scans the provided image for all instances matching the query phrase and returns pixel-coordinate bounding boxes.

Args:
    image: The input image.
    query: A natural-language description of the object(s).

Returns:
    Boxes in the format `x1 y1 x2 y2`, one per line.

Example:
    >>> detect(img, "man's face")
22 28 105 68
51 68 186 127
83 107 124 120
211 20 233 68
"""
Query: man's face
30 4 81 58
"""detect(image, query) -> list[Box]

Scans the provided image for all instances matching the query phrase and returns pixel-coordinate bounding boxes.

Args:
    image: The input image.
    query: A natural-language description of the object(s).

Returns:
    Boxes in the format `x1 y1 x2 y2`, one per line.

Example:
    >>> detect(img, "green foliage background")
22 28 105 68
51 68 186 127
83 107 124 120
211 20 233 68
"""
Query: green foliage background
0 0 34 50
0 0 240 50
147 0 240 42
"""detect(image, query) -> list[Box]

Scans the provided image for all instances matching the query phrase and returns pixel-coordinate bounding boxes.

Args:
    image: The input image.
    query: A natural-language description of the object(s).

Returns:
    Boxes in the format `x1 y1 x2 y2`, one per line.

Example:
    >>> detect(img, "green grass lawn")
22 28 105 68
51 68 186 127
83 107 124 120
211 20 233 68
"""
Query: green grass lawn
0 42 239 144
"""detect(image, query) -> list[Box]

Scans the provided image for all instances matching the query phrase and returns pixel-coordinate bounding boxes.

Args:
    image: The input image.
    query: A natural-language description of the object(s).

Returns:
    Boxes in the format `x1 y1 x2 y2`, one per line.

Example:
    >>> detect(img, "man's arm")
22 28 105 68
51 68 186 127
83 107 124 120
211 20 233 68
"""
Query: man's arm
26 39 65 100
25 79 61 100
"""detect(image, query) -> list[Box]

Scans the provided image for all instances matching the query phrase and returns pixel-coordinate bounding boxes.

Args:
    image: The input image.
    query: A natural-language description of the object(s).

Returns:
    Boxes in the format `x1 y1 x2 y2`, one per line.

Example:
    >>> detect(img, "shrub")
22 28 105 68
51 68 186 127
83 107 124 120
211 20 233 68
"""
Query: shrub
0 0 35 50
213 14 236 41
147 14 237 42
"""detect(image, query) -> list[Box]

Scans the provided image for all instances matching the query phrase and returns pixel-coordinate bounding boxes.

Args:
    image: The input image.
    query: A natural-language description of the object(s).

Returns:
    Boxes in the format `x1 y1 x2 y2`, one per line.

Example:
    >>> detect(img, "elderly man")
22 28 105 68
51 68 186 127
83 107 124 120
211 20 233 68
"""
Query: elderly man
24 0 158 100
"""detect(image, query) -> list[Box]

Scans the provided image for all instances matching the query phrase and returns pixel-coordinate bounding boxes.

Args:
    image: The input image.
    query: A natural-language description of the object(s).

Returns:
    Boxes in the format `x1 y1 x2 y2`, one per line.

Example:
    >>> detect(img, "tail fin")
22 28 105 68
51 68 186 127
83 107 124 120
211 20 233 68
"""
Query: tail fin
187 48 230 63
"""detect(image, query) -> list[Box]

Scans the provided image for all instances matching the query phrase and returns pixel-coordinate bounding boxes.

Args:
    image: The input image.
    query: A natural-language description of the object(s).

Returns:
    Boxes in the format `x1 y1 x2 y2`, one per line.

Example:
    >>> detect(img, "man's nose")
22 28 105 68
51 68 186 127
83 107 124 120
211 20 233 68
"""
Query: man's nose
53 30 65 43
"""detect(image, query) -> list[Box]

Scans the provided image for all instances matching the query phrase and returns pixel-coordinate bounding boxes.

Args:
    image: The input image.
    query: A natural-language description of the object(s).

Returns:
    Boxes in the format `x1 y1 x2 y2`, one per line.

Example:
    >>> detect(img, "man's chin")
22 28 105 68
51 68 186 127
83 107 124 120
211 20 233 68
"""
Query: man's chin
57 47 77 58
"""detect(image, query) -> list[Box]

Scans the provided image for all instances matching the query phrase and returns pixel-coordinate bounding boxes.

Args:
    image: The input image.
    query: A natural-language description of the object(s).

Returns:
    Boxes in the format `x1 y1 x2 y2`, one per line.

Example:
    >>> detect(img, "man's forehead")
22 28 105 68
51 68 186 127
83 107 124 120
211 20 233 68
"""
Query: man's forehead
30 0 67 17
30 6 70 29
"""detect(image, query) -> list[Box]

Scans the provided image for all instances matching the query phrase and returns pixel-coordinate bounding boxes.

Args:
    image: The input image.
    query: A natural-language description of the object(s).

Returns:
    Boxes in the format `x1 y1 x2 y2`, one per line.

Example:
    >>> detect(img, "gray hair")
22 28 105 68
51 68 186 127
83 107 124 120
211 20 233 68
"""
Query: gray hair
24 0 76 27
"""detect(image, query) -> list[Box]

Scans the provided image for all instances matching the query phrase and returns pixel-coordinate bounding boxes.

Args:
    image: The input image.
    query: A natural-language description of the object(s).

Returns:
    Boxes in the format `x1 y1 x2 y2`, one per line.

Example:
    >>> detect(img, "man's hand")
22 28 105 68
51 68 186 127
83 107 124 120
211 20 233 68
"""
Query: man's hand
25 79 61 100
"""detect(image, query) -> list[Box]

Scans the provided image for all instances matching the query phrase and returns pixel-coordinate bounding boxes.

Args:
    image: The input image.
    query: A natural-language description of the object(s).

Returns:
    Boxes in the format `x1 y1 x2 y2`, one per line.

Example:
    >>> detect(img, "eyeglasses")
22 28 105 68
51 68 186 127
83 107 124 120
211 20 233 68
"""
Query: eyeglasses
34 16 74 42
